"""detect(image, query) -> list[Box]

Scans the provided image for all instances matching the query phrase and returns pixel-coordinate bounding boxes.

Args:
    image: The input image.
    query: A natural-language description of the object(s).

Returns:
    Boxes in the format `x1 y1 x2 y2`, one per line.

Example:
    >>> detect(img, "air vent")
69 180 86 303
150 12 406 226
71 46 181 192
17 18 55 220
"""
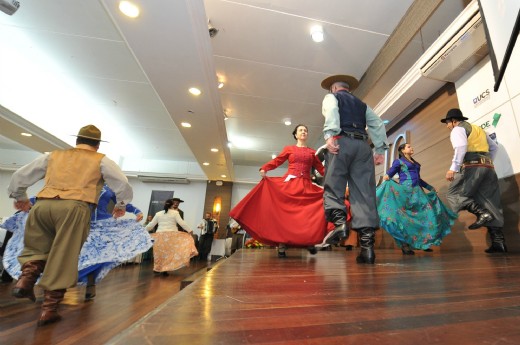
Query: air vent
137 175 190 184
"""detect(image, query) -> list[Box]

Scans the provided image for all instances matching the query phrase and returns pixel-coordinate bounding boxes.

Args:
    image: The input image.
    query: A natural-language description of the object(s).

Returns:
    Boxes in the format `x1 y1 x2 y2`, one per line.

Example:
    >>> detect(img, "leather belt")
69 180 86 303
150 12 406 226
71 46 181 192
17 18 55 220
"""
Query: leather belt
463 157 493 165
340 131 368 141
462 157 493 168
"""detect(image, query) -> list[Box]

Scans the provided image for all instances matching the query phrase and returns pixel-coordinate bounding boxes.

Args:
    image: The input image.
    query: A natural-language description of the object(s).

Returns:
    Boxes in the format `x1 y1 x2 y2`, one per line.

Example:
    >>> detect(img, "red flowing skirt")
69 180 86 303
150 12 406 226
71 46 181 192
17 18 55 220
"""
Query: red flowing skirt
230 177 327 246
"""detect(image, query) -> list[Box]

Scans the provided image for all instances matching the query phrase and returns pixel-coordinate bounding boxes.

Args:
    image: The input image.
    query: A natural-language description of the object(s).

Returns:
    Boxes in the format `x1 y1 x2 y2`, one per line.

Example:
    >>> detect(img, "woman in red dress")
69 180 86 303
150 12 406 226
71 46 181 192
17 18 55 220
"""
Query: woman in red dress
229 124 327 257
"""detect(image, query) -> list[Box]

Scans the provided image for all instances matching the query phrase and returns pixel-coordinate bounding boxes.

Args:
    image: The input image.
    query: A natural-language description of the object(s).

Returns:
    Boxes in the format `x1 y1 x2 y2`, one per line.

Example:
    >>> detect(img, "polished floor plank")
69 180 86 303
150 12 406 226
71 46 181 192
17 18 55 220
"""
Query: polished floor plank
0 260 208 345
2 249 520 344
108 249 520 345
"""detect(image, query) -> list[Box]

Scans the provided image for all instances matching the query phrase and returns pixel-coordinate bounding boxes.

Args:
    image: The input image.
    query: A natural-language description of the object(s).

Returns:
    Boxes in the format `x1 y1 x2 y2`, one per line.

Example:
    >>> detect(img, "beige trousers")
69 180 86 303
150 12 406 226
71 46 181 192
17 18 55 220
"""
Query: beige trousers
19 199 91 290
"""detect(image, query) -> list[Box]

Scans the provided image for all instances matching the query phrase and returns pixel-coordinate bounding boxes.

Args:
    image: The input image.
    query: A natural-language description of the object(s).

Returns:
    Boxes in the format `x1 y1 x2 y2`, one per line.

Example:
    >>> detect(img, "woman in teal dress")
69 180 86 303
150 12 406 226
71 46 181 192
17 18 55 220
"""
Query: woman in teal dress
376 143 457 254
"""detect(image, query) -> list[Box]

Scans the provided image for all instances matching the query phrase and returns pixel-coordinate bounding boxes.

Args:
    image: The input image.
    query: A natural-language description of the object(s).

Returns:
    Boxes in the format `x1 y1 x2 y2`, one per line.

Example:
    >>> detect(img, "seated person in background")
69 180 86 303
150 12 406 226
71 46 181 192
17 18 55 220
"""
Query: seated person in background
229 218 246 254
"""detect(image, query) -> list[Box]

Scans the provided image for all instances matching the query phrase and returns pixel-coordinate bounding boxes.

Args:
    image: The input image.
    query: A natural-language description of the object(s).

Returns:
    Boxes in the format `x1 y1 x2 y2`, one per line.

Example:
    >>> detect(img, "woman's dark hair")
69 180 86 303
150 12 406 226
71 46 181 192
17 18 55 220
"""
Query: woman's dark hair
164 198 174 213
397 142 420 165
292 124 308 140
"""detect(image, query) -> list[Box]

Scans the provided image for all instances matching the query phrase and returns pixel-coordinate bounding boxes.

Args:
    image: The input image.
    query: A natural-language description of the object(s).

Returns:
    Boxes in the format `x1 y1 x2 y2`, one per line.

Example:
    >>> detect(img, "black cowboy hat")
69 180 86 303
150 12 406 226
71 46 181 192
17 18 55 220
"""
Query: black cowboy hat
440 108 468 123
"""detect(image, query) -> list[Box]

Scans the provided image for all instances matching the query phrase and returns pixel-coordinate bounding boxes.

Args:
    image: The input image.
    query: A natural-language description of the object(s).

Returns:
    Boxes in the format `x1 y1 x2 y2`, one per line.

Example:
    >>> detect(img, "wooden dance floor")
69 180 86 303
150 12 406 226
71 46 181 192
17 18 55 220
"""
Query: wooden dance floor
2 248 520 344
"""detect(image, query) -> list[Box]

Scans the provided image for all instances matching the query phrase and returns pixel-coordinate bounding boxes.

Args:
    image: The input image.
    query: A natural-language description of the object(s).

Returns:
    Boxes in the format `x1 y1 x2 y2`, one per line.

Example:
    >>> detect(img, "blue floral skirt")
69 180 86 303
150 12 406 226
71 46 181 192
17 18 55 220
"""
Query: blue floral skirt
1 212 153 285
376 180 457 249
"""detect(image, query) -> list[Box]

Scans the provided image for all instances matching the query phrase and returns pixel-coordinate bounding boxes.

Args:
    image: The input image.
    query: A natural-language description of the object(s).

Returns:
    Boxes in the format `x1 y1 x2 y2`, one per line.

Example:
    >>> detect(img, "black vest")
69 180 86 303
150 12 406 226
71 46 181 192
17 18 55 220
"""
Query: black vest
334 90 368 135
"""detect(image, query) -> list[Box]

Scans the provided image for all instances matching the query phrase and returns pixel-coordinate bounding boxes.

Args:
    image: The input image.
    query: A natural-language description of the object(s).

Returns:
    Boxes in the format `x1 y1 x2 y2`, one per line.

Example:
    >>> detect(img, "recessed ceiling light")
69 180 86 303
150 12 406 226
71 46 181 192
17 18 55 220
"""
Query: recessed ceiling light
221 174 227 178
218 82 224 89
310 25 324 42
181 122 191 128
284 119 292 126
21 132 32 137
211 148 219 152
119 1 140 18
203 162 210 166
189 87 201 96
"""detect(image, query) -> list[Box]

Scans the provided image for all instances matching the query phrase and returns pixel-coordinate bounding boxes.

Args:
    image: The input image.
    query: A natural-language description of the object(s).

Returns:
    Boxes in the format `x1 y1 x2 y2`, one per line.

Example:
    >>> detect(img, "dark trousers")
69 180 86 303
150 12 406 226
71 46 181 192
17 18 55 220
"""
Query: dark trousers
447 166 504 227
231 233 244 254
1 231 14 282
198 233 214 261
323 136 379 229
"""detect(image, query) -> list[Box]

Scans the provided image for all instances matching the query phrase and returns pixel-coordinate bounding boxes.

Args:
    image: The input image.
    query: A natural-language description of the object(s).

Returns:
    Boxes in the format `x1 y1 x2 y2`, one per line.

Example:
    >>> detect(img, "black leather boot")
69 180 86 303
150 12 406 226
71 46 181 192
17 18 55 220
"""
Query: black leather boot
356 228 376 264
465 202 494 229
485 227 507 253
323 209 349 245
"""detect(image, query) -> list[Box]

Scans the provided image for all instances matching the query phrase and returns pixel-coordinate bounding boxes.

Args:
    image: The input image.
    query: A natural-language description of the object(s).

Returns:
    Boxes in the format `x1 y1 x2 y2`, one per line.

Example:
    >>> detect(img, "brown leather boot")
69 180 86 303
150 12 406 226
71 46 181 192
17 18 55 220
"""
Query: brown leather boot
37 289 66 327
12 260 46 302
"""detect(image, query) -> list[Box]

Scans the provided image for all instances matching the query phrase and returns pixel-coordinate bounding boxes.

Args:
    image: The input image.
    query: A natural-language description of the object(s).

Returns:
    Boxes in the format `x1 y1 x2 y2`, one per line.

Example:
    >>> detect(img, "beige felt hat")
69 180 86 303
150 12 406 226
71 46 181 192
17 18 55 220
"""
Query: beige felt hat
321 74 359 91
74 125 106 142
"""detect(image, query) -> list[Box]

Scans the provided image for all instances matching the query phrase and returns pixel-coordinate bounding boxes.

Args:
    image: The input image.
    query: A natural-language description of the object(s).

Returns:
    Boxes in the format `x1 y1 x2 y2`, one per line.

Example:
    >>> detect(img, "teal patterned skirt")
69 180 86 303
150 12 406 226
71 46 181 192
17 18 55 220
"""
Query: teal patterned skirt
376 180 457 249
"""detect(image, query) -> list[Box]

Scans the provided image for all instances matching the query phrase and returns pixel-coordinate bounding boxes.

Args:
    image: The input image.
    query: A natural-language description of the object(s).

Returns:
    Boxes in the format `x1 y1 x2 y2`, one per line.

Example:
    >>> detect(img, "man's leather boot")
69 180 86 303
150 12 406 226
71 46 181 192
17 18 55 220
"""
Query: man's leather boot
12 260 46 302
323 209 349 245
466 202 494 230
485 227 507 253
356 228 376 264
37 289 66 327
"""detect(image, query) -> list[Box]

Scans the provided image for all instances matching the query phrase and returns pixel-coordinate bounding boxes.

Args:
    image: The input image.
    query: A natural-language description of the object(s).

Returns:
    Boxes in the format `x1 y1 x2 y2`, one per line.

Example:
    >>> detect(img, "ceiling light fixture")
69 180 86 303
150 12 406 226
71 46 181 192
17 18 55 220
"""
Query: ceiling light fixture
189 87 201 96
203 162 210 166
284 119 292 126
218 82 224 89
221 174 227 178
21 132 32 137
119 1 140 18
271 154 277 159
310 25 324 43
181 122 191 128
211 148 218 152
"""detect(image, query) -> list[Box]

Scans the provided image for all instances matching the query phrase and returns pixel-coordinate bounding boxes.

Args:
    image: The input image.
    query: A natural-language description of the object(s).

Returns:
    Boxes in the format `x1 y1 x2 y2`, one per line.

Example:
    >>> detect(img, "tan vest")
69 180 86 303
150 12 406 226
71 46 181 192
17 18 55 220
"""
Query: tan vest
37 148 105 204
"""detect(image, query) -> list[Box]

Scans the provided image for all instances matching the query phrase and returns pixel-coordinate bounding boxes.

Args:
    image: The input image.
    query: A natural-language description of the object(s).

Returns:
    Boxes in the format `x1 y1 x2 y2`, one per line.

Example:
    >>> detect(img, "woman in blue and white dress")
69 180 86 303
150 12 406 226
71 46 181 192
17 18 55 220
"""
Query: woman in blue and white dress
1 185 153 300
376 143 457 254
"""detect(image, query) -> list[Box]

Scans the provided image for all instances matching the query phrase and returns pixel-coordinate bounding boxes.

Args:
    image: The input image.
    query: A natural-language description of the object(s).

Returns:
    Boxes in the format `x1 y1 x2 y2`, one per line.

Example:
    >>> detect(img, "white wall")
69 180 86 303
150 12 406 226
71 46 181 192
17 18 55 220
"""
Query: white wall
454 39 520 178
0 171 208 233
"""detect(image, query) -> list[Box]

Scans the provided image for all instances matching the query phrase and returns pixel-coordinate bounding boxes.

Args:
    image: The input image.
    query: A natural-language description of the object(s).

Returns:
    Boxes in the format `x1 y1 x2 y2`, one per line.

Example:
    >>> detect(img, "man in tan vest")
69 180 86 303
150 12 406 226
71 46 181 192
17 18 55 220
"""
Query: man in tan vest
7 125 133 326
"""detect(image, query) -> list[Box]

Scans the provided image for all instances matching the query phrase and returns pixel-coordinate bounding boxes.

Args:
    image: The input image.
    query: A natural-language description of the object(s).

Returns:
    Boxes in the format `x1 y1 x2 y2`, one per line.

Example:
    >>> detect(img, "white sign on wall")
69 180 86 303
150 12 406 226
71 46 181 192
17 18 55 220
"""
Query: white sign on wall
455 56 520 178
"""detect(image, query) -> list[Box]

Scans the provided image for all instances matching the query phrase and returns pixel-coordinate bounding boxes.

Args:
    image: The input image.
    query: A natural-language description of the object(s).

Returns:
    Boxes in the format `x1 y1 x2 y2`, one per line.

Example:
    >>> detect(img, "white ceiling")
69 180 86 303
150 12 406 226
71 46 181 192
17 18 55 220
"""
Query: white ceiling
0 0 469 182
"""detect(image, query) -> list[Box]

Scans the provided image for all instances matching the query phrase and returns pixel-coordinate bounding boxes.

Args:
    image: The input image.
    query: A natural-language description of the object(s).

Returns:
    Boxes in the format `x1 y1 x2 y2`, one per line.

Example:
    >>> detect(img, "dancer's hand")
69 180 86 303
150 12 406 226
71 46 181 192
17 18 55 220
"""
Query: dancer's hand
326 137 339 154
445 170 456 181
135 213 143 222
374 153 384 165
113 207 125 219
260 170 266 178
14 199 31 212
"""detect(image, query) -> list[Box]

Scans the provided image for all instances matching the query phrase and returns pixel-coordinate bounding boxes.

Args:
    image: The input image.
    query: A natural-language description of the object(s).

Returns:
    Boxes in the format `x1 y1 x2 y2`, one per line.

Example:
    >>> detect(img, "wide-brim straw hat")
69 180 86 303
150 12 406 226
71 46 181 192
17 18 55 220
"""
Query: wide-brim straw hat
321 74 360 91
440 108 468 123
73 125 107 142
